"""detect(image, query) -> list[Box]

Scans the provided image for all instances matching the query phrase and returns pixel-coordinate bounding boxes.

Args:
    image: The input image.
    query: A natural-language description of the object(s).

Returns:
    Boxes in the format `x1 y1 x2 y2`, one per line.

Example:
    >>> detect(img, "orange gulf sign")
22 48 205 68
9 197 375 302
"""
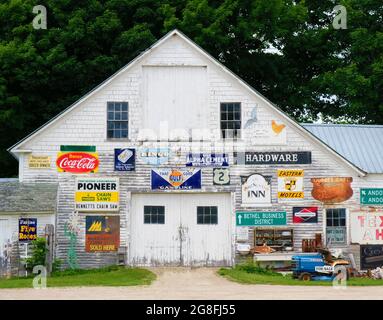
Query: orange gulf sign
56 152 99 173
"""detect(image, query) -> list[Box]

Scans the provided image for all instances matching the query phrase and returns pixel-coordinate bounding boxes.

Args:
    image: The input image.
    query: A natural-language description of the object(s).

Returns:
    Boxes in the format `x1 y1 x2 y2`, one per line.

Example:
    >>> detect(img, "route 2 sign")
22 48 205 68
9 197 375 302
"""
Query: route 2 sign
213 168 230 185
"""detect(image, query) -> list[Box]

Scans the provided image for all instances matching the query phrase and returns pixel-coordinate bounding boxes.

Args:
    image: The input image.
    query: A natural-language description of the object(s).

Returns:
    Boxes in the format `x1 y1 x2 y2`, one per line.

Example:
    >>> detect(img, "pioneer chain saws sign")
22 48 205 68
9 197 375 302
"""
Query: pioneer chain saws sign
75 177 119 211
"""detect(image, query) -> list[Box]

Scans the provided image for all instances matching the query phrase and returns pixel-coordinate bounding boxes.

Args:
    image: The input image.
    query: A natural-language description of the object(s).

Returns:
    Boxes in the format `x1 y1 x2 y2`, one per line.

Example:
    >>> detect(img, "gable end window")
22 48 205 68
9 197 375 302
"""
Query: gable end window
220 102 241 139
107 102 129 139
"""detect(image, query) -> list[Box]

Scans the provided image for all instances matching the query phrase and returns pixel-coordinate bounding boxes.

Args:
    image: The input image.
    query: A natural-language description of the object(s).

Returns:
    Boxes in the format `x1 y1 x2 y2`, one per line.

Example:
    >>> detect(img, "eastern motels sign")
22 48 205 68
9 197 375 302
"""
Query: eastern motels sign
351 211 383 244
237 151 312 165
277 169 304 199
85 216 120 252
56 145 99 173
75 178 119 211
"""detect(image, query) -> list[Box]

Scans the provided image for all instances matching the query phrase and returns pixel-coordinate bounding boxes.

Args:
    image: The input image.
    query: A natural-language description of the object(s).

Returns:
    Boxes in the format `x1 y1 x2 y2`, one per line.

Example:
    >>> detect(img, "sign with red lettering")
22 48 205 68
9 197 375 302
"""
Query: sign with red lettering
351 212 383 244
56 146 99 173
85 216 120 252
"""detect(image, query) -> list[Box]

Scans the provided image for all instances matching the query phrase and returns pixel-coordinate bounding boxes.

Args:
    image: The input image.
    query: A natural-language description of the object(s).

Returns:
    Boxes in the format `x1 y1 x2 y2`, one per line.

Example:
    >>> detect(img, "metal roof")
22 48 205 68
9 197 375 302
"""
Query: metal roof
303 124 383 174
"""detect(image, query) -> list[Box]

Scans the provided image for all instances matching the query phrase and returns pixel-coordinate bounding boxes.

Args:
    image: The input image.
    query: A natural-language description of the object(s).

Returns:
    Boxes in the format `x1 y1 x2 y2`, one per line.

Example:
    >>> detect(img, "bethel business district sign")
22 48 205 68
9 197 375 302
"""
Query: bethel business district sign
236 211 287 226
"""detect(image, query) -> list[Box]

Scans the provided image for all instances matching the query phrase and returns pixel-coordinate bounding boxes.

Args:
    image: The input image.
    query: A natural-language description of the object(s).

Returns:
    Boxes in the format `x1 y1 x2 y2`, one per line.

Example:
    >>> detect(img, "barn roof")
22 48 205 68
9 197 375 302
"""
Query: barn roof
303 124 383 174
0 181 57 213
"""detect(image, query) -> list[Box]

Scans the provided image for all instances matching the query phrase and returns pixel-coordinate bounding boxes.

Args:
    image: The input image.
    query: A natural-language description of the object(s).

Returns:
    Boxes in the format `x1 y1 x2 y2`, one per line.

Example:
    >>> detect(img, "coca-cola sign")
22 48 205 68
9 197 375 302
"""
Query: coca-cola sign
56 152 99 173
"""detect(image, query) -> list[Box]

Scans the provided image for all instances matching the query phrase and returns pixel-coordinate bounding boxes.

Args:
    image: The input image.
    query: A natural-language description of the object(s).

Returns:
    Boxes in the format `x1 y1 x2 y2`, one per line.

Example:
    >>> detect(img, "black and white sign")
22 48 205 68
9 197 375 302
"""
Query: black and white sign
186 153 229 167
237 151 312 165
213 168 230 185
360 245 383 270
241 174 271 207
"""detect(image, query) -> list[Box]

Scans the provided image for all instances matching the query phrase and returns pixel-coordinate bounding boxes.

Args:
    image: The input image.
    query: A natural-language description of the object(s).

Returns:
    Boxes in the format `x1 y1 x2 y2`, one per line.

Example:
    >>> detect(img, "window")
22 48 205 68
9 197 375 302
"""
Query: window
326 208 347 245
144 206 165 224
197 206 218 224
107 102 129 139
220 102 241 139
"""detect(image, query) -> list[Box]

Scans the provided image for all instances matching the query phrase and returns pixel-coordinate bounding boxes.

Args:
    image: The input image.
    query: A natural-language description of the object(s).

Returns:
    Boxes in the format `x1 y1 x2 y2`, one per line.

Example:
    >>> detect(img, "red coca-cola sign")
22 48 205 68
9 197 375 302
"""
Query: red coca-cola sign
56 152 99 173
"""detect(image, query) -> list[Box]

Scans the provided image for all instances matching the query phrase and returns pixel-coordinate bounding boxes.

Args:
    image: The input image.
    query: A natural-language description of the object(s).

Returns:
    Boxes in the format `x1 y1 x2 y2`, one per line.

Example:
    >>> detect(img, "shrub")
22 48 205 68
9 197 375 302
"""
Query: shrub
25 238 47 272
237 261 277 275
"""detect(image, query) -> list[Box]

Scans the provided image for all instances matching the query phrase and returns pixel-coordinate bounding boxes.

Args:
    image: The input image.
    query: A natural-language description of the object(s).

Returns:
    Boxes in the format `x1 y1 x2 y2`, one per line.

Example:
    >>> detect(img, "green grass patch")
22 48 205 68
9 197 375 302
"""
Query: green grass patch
219 262 383 286
0 265 156 289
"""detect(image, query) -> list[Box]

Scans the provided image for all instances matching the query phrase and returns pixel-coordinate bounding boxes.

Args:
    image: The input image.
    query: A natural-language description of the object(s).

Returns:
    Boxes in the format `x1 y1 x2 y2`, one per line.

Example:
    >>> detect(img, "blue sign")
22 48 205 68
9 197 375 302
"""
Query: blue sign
151 168 201 190
139 148 170 165
186 153 229 167
114 148 135 171
19 218 37 242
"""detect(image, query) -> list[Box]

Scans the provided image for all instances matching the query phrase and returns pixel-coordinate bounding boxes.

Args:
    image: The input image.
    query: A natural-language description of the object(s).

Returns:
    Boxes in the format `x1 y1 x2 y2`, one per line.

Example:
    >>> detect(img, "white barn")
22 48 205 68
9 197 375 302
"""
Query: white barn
3 30 383 270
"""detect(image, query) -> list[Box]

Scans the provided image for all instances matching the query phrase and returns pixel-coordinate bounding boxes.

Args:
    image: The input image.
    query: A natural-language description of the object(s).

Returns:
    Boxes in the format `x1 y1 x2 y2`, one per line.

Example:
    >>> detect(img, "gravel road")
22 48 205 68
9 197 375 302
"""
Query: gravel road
0 267 382 300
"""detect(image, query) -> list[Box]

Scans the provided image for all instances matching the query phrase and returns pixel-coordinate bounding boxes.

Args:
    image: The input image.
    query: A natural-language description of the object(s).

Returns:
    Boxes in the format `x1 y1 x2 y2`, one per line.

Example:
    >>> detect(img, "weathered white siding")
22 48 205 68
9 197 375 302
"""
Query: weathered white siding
9 32 383 268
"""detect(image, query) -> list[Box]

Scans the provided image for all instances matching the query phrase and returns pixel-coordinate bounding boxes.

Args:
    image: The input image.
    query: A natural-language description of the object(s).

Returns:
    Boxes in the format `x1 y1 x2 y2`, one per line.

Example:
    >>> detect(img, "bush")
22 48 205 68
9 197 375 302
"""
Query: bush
237 260 277 275
25 238 47 271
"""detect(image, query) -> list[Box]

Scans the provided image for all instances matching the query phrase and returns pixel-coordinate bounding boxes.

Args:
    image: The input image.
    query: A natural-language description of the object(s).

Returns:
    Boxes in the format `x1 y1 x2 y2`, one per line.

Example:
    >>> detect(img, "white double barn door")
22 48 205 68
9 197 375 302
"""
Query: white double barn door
130 193 232 266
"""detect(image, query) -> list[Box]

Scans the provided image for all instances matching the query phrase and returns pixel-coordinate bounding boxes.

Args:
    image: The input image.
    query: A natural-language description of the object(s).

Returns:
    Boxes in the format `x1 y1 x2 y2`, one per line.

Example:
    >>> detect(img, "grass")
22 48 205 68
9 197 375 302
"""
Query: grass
218 262 383 286
0 265 156 289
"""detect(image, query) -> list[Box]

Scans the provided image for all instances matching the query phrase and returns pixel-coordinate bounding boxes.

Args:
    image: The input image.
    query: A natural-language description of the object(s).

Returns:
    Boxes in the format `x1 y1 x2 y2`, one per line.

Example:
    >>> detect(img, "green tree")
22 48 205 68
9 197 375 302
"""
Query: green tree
0 0 382 177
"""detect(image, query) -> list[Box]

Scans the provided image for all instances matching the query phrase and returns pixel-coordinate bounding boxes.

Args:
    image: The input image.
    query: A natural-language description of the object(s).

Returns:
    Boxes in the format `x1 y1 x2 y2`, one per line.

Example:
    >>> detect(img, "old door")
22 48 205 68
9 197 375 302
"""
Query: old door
130 193 232 266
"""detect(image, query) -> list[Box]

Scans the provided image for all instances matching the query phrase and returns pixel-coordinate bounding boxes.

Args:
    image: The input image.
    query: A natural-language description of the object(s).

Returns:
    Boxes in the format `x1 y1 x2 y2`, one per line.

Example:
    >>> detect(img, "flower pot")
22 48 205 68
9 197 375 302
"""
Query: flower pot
311 177 353 204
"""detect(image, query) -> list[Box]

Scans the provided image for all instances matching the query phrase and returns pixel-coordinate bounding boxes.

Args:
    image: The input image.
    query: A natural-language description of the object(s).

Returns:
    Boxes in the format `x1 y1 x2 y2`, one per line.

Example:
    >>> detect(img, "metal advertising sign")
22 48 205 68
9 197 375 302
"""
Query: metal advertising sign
56 145 99 173
151 168 201 190
213 168 230 185
114 148 135 171
293 207 318 223
278 169 304 199
350 211 383 244
241 174 271 206
186 153 229 167
360 188 383 205
18 218 37 242
139 148 170 165
238 151 312 165
75 178 119 211
236 211 287 226
85 216 120 252
28 155 51 169
360 245 383 270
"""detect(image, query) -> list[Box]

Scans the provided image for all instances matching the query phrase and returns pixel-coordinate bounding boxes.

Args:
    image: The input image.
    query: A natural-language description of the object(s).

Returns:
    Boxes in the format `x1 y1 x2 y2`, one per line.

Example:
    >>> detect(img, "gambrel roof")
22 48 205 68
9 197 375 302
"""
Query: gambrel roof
8 29 366 176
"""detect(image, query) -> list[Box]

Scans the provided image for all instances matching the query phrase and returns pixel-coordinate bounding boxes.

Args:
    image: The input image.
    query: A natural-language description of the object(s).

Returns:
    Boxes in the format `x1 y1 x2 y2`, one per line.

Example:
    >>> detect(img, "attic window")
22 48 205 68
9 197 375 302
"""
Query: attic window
107 102 129 139
220 102 241 139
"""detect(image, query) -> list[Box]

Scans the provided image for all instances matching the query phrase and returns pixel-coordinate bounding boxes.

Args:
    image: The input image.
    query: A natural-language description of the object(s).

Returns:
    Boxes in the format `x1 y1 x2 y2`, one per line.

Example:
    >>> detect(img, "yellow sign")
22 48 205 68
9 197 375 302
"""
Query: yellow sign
28 155 51 169
75 178 119 211
75 192 119 202
278 169 304 199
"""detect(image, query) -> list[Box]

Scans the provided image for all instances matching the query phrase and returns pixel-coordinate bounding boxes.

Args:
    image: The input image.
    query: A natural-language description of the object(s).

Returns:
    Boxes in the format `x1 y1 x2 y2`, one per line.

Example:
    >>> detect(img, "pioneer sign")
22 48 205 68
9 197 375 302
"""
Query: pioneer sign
75 177 119 211
238 151 312 165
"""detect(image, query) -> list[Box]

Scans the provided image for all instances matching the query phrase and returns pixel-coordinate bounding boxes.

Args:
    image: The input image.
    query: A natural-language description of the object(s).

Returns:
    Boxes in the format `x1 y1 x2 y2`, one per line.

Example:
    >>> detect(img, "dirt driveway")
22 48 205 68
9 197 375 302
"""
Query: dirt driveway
0 267 383 300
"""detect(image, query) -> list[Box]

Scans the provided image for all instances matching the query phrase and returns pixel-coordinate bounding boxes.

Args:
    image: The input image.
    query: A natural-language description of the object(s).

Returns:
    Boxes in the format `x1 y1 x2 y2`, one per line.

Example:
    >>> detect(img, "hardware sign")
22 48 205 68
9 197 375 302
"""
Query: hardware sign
238 151 312 165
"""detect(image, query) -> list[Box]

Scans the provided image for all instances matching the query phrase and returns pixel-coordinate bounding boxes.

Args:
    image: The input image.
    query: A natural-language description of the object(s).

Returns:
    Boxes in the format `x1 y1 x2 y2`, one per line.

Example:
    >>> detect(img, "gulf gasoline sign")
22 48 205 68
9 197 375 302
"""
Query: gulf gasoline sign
75 178 119 211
